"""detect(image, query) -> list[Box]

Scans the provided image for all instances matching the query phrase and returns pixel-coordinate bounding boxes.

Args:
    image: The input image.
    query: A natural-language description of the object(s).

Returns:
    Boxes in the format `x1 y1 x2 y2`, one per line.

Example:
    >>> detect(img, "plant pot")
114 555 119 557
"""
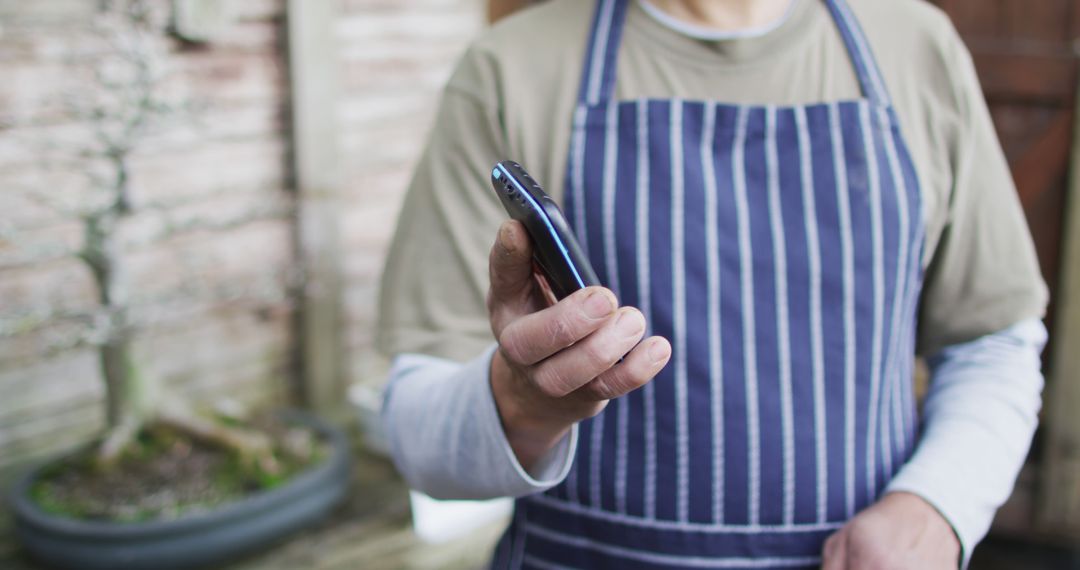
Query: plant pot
10 410 351 570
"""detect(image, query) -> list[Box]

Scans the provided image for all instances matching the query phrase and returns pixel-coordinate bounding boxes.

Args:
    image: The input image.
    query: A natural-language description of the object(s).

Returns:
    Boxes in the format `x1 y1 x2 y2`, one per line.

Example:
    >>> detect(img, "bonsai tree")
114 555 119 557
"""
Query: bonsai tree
4 5 353 567
7 0 283 471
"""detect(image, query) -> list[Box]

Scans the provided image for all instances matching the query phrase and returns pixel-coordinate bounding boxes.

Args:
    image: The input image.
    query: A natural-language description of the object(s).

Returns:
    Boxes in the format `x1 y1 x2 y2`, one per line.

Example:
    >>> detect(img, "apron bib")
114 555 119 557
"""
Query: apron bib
493 0 925 567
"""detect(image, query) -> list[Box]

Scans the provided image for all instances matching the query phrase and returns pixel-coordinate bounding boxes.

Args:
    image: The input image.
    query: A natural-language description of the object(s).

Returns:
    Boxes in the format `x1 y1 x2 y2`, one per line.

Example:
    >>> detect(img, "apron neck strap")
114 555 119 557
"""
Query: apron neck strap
823 0 891 106
577 0 631 107
575 0 893 107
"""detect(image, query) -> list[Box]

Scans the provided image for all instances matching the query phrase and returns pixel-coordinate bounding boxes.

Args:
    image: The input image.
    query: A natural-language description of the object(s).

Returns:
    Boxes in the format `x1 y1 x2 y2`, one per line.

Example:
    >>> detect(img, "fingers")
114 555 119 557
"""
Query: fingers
488 220 535 310
821 529 847 570
533 270 559 307
486 219 667 406
527 307 646 398
498 286 617 366
578 335 671 401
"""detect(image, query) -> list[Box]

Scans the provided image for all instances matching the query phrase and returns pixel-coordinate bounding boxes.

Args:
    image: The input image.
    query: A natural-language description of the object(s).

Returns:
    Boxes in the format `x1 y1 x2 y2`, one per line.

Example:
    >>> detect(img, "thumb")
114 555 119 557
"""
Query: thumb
488 220 535 307
821 529 847 570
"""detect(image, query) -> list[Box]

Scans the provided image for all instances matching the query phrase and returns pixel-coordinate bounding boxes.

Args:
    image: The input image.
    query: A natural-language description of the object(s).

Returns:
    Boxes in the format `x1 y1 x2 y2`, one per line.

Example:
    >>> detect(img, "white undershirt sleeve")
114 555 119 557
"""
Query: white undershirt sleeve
886 317 1047 568
381 343 578 500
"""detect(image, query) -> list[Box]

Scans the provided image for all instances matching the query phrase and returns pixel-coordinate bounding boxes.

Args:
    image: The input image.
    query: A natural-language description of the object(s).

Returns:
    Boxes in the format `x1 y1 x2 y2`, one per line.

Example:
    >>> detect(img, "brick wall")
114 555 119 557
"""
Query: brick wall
337 0 485 386
0 0 293 480
0 0 485 481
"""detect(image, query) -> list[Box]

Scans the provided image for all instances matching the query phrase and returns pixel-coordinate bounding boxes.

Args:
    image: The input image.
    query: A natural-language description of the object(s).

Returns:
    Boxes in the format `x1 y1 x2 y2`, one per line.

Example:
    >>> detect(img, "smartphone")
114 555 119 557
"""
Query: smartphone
490 160 600 301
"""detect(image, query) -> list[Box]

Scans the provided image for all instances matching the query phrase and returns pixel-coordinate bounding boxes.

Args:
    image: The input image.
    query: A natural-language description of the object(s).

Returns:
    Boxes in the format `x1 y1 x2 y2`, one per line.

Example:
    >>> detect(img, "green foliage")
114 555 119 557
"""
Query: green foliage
28 420 330 523
30 485 77 518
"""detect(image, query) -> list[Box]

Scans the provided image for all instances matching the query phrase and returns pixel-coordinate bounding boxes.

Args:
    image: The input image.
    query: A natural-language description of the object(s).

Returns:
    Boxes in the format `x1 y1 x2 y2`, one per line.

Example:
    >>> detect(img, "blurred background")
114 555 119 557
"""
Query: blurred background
0 0 1078 568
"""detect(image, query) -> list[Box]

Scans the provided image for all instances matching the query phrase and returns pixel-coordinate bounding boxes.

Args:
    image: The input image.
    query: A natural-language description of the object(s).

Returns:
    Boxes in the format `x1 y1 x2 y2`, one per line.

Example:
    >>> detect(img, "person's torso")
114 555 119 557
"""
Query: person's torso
489 1 928 567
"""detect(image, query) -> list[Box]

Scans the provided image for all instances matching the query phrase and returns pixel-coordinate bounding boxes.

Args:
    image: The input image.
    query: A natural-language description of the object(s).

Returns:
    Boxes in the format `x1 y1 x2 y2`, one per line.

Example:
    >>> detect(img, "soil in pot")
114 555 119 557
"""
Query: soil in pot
29 415 331 523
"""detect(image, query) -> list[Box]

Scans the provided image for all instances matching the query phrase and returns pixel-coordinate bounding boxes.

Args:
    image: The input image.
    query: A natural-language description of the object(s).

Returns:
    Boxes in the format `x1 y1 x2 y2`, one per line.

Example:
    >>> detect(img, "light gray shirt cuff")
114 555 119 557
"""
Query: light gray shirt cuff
382 344 577 500
886 318 1046 568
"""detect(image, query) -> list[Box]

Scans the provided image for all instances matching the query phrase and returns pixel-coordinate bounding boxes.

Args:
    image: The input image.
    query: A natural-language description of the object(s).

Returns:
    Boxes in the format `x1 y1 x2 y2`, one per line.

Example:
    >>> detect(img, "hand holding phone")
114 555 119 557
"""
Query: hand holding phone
490 161 600 301
484 198 671 472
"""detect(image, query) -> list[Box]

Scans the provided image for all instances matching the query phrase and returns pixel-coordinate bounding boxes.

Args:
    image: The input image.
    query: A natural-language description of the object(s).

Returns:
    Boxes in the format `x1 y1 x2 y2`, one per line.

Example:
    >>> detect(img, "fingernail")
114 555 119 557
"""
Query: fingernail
498 224 514 250
648 340 670 363
615 310 644 337
584 290 614 319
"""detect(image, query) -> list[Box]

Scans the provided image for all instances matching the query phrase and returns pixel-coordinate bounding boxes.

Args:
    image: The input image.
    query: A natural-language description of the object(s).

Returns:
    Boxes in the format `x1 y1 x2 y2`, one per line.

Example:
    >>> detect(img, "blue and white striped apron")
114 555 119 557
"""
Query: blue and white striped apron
492 0 925 567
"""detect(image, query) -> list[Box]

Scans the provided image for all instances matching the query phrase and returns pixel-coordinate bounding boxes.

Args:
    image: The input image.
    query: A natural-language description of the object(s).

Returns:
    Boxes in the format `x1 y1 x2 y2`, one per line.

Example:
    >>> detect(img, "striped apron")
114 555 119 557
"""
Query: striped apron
492 0 925 567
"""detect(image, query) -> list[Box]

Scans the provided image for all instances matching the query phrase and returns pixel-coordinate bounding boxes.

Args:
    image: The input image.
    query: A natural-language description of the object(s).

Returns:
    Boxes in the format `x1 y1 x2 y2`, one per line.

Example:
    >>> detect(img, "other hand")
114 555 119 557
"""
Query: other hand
822 491 961 570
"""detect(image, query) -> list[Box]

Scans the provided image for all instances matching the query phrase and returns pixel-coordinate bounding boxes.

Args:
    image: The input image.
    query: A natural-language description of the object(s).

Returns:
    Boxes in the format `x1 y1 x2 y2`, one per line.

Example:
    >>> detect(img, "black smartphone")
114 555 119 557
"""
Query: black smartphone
490 160 600 301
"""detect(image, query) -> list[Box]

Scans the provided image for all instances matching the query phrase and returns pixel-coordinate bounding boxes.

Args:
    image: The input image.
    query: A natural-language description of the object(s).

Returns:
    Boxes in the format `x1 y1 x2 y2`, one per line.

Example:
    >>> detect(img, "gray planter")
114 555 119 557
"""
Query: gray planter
10 410 351 570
